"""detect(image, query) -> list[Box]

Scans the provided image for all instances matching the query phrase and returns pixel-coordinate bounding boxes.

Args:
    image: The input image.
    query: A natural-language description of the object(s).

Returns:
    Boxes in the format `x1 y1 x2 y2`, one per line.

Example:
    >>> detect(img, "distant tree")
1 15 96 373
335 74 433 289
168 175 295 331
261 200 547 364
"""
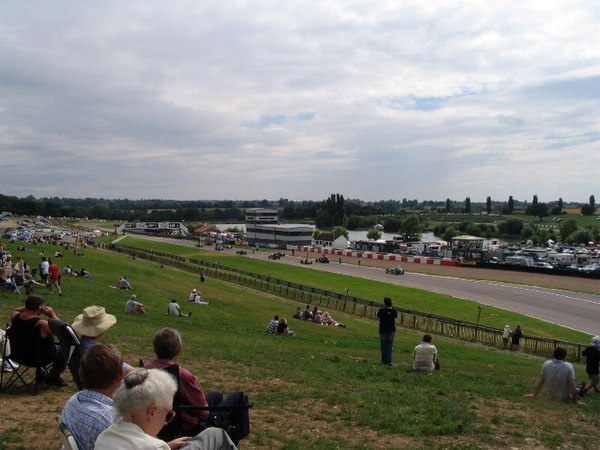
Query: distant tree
498 218 524 236
521 226 535 240
445 198 451 213
567 229 593 245
464 197 471 214
398 214 422 241
485 196 492 214
316 193 346 228
526 195 548 220
346 215 361 230
560 219 578 241
383 217 402 233
366 228 382 240
333 226 349 239
581 195 597 216
442 226 460 241
507 195 514 214
551 197 564 215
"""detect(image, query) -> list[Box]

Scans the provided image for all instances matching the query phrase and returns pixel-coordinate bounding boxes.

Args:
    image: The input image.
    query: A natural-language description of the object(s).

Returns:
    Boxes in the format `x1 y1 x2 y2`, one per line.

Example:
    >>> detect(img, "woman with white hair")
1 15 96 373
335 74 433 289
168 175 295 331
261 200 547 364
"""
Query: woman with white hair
95 368 237 450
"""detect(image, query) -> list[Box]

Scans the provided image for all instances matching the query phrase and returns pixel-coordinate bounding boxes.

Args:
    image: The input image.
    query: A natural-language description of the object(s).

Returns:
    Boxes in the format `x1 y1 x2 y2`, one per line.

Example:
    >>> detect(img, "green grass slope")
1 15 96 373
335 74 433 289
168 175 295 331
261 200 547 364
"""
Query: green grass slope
1 240 598 449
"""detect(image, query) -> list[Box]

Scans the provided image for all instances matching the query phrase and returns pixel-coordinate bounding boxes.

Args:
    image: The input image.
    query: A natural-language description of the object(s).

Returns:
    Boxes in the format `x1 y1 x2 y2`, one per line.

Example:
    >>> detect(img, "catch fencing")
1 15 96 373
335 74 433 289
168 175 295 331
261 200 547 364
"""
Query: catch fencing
110 243 588 361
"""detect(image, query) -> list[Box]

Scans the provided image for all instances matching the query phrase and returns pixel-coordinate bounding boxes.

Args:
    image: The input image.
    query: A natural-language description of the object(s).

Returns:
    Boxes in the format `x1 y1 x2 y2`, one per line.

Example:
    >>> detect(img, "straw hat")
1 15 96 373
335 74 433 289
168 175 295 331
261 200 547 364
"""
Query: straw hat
72 306 117 337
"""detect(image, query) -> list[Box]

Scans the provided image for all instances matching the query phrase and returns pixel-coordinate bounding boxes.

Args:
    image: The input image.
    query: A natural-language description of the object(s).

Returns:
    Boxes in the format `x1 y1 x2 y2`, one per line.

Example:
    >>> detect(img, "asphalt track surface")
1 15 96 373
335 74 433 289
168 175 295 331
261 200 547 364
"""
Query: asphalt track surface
139 236 600 336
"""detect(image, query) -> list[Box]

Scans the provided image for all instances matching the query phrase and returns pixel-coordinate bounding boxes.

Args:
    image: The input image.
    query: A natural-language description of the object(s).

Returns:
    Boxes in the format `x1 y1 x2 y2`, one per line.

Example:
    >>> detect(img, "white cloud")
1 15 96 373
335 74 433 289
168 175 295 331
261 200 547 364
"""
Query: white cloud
0 0 599 202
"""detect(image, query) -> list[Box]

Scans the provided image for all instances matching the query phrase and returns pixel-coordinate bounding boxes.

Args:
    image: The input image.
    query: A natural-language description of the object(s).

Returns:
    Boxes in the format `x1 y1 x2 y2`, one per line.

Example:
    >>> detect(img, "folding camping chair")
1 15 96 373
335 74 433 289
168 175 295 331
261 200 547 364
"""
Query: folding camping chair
64 325 83 390
0 325 53 394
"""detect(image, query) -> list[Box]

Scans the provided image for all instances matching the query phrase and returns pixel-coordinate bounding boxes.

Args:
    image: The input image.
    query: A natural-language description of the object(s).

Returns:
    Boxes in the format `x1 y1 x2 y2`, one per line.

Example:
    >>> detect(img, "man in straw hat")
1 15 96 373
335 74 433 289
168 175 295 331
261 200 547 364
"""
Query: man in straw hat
72 306 117 355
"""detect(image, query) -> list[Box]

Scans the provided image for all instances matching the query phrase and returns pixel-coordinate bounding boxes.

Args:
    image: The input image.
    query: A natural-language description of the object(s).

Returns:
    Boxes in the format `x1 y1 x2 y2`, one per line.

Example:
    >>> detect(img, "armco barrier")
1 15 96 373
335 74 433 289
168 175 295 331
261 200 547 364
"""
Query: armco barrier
110 243 587 361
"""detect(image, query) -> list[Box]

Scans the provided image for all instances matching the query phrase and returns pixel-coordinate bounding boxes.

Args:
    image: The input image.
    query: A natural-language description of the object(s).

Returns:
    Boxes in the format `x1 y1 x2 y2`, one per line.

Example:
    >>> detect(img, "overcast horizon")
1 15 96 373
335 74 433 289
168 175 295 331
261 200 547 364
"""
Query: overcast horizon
1 1 599 204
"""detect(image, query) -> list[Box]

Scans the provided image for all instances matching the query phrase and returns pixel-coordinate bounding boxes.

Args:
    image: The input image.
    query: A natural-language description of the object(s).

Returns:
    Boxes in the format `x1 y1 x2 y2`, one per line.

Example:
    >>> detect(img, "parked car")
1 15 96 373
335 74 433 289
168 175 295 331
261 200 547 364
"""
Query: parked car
385 266 405 275
316 256 330 263
236 249 248 255
300 258 313 264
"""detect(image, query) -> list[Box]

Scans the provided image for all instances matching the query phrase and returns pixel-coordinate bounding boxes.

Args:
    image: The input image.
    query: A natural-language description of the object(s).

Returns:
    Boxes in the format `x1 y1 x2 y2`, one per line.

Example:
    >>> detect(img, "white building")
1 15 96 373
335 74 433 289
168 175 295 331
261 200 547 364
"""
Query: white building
245 208 313 248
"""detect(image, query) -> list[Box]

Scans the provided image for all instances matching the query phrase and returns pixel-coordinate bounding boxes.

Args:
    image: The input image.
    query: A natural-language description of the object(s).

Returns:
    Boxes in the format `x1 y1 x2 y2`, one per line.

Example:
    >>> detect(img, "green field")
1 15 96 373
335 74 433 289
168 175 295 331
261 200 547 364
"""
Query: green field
1 238 599 449
115 237 592 344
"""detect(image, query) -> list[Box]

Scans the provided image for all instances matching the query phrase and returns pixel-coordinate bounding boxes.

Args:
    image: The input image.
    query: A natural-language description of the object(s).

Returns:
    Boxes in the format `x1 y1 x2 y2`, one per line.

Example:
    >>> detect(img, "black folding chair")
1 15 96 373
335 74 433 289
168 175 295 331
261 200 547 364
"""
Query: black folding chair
64 325 83 390
157 364 252 445
0 325 52 394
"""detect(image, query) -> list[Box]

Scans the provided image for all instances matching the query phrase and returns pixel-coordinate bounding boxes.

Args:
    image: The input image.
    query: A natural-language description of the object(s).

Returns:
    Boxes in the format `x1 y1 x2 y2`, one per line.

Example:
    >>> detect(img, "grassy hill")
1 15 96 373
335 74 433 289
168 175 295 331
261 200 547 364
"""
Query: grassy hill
0 238 598 449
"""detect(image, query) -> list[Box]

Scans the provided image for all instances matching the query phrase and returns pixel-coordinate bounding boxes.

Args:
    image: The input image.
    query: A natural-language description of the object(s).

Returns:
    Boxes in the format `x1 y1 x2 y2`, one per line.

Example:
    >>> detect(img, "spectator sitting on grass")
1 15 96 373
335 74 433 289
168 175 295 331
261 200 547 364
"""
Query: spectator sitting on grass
116 276 133 290
529 347 578 403
266 315 279 335
321 311 346 328
277 317 294 336
302 305 312 321
412 334 439 373
292 307 302 319
125 294 146 315
168 299 191 317
313 309 322 324
188 289 209 305
79 268 92 279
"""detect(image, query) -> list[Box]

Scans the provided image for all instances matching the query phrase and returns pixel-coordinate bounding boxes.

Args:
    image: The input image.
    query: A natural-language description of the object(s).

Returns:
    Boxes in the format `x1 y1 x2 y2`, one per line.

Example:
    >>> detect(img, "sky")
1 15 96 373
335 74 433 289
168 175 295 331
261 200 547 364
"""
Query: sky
1 1 599 203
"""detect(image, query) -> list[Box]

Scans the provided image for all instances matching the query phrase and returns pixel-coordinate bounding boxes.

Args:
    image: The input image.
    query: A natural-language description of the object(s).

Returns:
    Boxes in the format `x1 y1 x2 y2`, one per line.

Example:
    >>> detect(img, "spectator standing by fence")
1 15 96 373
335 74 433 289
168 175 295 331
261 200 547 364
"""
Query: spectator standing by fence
502 325 511 349
377 297 398 366
511 325 523 351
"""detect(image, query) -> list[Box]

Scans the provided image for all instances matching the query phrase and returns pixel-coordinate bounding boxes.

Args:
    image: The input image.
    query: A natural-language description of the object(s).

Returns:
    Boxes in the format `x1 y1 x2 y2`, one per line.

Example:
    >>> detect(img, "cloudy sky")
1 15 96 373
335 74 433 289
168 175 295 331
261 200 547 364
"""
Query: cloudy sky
1 1 599 203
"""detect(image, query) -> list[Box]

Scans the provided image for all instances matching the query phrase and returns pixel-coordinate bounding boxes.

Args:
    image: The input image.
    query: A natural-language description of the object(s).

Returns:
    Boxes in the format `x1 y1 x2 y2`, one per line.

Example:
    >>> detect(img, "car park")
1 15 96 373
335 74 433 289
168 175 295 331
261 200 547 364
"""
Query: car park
385 266 405 275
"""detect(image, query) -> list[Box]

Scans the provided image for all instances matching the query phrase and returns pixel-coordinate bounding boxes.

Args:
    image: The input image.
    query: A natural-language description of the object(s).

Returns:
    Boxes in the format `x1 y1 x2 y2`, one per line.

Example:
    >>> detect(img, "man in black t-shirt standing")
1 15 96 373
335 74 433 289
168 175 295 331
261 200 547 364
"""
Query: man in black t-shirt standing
377 297 398 366
581 336 600 396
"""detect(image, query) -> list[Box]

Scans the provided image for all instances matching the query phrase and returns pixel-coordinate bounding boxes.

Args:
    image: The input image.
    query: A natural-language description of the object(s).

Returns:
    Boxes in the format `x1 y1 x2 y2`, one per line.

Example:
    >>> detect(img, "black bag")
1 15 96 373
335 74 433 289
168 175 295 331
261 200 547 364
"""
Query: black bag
208 391 251 445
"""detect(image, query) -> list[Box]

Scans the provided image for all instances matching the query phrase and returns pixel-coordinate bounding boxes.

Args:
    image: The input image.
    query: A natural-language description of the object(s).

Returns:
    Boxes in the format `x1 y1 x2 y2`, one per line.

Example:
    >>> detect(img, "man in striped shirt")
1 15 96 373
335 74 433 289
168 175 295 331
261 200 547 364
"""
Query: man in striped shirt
412 334 438 372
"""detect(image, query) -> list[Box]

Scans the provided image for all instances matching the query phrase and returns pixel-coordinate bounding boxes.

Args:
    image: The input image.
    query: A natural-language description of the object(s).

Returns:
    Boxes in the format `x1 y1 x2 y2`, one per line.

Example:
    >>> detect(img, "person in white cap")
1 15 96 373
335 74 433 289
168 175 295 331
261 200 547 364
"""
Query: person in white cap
581 336 600 396
188 288 199 302
72 305 118 355
502 324 511 349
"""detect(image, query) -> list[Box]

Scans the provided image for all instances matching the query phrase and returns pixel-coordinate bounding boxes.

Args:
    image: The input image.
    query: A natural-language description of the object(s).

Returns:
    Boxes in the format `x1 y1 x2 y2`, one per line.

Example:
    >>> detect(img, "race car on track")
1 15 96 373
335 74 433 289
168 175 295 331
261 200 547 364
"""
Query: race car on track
385 266 405 275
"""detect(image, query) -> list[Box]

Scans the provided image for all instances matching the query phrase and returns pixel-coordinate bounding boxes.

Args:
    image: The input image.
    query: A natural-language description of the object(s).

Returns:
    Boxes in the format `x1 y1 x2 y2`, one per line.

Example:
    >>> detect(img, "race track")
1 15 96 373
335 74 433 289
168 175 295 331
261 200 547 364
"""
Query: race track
137 236 600 335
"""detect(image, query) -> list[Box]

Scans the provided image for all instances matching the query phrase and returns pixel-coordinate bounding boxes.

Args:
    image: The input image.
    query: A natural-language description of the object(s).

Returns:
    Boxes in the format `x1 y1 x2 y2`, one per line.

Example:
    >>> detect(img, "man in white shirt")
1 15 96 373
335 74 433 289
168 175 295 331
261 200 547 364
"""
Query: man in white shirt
531 347 578 403
412 334 438 373
168 299 191 317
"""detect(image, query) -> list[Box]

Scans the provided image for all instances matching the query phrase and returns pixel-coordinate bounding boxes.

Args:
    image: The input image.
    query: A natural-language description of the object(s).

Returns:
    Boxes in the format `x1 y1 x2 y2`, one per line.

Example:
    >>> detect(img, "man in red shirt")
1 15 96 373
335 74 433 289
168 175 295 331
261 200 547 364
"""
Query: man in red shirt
48 259 62 296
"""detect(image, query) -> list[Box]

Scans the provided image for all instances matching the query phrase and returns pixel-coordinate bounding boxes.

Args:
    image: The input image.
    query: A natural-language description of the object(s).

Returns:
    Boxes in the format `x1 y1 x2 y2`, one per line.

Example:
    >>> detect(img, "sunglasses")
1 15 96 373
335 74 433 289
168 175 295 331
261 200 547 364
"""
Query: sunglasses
159 406 176 424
